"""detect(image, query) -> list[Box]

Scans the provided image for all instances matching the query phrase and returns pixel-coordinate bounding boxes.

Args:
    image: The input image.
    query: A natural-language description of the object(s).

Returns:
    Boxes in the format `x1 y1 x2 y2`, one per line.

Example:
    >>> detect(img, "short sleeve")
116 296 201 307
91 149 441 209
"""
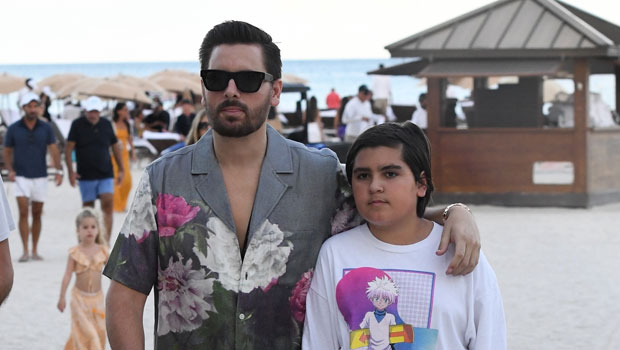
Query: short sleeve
67 119 78 142
470 252 507 349
109 123 118 145
3 127 14 148
0 178 15 241
46 123 56 145
103 170 159 295
302 244 341 350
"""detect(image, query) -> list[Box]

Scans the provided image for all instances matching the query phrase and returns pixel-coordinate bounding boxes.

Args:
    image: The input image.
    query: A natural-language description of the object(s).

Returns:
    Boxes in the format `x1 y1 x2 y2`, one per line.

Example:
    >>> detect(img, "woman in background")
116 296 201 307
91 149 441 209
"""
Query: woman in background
185 110 210 146
305 96 324 144
111 102 135 212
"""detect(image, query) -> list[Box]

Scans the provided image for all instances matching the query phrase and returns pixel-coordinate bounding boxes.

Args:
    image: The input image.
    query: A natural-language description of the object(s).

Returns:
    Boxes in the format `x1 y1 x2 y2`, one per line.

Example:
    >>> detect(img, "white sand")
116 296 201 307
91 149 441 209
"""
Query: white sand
0 167 619 349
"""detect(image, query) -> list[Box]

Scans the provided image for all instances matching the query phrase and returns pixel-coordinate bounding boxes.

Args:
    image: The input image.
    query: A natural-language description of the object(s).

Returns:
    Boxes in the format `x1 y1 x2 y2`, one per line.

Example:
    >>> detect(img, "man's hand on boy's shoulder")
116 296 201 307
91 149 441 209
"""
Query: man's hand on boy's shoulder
436 205 481 276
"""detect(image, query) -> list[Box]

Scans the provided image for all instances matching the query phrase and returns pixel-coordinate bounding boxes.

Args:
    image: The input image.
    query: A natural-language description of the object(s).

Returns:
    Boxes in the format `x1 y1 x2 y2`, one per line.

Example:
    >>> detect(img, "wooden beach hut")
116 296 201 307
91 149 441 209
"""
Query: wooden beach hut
377 0 620 207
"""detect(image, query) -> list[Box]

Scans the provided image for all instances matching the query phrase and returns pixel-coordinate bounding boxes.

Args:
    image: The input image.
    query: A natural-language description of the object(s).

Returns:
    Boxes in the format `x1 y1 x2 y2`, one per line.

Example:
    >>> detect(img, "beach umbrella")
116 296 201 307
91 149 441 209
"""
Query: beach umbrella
282 73 308 85
56 77 153 104
543 80 567 103
148 75 202 95
148 69 197 81
37 73 87 93
108 74 168 95
0 72 26 94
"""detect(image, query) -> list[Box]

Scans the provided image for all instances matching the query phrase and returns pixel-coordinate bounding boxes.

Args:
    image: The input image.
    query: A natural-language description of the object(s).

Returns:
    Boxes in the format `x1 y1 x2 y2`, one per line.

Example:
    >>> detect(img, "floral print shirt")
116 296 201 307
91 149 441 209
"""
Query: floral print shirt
103 127 360 349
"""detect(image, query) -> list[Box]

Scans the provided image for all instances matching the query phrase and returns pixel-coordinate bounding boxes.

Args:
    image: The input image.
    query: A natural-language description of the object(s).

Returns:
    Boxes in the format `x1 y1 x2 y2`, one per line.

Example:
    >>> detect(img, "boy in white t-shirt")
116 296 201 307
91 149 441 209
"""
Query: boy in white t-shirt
302 122 505 350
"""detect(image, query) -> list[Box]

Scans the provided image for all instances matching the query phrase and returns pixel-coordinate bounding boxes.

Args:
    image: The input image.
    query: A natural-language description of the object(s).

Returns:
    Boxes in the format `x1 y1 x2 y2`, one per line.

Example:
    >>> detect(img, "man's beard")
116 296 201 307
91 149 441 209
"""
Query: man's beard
24 112 38 120
206 96 270 138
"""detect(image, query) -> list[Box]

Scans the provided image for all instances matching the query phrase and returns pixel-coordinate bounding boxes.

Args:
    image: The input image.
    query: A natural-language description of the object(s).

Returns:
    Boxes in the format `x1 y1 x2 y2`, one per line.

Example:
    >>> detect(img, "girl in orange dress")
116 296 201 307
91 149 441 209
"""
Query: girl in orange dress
112 102 136 212
57 208 109 350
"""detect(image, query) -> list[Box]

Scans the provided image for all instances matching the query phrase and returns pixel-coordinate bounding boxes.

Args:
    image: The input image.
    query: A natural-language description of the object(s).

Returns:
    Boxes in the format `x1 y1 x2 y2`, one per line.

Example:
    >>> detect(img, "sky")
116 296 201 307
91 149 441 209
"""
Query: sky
1 0 619 64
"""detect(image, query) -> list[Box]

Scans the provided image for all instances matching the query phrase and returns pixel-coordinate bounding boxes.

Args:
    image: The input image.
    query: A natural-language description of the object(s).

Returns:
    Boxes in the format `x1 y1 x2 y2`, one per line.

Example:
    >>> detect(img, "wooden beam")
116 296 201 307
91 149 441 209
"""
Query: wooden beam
615 63 620 114
427 77 442 190
572 59 589 193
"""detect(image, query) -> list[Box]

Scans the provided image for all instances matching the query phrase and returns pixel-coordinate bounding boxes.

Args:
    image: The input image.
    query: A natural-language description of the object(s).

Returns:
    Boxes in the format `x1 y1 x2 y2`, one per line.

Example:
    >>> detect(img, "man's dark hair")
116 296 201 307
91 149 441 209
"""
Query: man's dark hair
345 122 434 217
358 84 370 94
199 21 282 80
418 93 427 103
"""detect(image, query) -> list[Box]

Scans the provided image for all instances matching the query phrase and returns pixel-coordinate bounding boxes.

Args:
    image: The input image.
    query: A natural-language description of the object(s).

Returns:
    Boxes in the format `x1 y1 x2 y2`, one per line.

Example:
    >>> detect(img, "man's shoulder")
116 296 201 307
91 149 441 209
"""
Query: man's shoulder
285 139 340 167
147 143 193 172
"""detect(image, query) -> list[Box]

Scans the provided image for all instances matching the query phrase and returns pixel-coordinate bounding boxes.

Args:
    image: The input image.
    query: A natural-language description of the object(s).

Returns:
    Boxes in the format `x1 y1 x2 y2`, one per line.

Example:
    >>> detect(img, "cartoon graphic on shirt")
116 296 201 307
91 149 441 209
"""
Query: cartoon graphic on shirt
336 267 438 350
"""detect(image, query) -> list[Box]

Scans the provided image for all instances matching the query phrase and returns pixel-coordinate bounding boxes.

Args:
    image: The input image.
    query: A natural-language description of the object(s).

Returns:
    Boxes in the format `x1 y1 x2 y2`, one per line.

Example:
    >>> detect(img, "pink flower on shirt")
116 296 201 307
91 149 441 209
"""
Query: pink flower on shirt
156 193 200 237
289 269 314 323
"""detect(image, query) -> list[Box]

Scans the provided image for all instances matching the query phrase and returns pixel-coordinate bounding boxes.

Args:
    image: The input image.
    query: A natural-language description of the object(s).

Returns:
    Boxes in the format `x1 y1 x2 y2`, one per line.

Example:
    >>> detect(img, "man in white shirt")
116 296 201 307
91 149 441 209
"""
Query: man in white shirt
0 177 17 306
370 64 392 115
411 93 428 130
342 85 383 142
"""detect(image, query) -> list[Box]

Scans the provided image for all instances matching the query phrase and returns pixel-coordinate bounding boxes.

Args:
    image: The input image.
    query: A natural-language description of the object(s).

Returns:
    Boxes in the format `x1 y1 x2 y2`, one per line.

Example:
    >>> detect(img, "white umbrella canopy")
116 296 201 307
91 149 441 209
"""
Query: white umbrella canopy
37 73 87 93
0 72 26 94
56 77 153 104
108 74 168 95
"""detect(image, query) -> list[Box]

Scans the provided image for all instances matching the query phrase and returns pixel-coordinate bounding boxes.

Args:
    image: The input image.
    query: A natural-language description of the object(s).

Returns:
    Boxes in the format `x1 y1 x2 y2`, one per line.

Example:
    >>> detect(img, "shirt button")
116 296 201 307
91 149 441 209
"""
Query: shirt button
239 313 245 320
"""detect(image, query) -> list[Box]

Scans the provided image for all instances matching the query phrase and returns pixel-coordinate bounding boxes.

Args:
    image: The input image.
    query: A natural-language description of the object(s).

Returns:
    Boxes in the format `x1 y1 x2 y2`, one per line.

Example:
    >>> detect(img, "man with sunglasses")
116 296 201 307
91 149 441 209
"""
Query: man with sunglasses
104 20 481 350
3 92 63 263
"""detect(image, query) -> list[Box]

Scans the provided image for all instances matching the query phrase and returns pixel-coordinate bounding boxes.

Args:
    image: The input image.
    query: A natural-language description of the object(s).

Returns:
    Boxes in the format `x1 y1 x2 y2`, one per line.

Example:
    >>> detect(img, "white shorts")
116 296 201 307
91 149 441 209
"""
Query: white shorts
14 176 48 202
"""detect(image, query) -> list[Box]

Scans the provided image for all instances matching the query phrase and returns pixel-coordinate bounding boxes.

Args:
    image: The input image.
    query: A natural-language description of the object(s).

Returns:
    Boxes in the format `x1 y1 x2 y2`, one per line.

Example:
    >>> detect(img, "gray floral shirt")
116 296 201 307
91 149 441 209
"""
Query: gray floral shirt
103 127 360 349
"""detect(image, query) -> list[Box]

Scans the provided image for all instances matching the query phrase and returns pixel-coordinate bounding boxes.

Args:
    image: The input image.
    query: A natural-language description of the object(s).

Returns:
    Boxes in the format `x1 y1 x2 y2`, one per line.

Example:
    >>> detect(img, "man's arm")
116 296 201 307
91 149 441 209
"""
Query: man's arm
0 239 14 306
64 141 77 187
2 147 15 182
111 142 124 186
106 281 147 349
424 205 480 276
48 143 63 186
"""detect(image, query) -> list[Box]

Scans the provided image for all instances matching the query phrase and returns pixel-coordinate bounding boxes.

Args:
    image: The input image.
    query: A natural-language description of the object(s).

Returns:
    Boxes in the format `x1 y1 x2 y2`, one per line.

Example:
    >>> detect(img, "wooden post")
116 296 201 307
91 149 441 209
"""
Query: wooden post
427 77 441 190
573 59 589 194
615 63 620 114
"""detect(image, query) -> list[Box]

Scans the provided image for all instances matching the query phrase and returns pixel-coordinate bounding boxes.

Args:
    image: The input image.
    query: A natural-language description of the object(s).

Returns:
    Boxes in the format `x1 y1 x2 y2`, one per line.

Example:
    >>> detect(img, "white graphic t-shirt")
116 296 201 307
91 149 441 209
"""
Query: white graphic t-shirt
302 223 506 350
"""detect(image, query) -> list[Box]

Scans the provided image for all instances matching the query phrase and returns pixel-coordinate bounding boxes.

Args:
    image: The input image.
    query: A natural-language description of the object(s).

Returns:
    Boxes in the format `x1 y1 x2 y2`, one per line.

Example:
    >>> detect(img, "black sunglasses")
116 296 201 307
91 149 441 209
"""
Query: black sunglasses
197 122 209 130
200 69 274 93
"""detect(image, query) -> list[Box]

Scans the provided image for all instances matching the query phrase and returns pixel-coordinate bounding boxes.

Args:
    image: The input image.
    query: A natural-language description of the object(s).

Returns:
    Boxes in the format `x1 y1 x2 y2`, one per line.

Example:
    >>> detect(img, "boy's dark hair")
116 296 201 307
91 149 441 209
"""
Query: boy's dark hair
199 21 282 80
345 122 434 217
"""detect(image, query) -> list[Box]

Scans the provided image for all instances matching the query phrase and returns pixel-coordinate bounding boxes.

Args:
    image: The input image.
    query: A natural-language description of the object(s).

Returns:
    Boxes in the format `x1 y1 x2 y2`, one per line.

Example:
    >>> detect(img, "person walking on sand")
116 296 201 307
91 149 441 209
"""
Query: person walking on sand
57 208 109 350
0 177 16 305
326 88 341 110
103 20 481 350
65 96 124 242
3 92 63 262
111 102 136 212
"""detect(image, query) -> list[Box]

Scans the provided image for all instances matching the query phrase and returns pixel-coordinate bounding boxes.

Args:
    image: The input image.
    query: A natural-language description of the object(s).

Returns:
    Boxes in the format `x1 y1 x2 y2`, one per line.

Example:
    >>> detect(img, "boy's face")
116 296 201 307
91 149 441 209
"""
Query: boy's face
351 146 426 229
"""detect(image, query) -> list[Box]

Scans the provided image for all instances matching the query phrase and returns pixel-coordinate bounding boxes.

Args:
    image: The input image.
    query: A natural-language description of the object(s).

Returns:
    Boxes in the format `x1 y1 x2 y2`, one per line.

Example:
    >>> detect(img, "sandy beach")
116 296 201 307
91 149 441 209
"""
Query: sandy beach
0 166 619 349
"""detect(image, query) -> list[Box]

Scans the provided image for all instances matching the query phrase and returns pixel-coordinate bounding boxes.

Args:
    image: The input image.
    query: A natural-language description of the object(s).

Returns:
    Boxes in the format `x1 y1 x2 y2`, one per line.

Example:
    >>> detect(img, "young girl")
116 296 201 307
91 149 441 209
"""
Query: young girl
57 208 109 350
303 122 506 349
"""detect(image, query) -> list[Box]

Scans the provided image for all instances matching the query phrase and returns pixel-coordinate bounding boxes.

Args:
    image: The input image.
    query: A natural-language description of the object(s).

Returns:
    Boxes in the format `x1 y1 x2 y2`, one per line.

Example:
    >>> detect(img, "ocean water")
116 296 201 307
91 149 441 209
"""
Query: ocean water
0 59 424 113
0 59 615 113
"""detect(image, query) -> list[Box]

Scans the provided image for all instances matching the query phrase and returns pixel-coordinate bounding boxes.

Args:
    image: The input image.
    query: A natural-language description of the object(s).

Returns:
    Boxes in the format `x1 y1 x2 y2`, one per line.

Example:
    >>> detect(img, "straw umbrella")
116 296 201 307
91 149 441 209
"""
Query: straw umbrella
282 73 308 85
148 75 202 95
0 72 26 94
108 74 168 95
56 77 153 104
37 73 87 94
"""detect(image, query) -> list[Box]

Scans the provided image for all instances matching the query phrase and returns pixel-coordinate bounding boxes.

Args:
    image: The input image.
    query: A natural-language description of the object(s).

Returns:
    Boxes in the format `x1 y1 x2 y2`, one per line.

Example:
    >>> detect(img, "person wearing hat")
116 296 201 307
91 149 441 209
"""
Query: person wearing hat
64 96 124 242
341 84 384 142
3 92 63 262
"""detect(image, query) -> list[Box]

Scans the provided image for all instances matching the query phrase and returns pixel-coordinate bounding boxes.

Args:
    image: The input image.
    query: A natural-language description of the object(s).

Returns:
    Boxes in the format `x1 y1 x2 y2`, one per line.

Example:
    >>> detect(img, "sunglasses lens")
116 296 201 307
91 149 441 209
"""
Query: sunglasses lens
204 70 228 91
198 122 209 130
201 70 267 93
235 71 264 93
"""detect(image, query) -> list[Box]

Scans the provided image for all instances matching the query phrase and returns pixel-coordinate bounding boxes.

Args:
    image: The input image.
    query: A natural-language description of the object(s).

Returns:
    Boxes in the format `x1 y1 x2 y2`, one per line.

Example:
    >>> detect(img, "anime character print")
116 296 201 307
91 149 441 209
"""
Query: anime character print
336 267 438 350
